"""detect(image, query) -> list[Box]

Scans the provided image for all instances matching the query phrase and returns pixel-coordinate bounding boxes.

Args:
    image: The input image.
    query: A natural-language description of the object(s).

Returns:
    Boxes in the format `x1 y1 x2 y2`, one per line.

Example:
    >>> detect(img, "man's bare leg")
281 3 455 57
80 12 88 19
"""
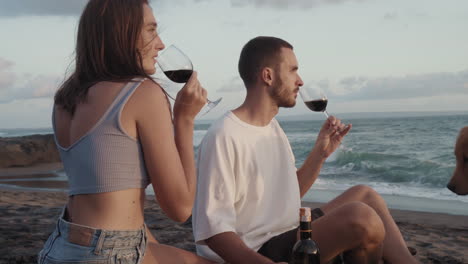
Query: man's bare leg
321 185 418 263
311 202 385 264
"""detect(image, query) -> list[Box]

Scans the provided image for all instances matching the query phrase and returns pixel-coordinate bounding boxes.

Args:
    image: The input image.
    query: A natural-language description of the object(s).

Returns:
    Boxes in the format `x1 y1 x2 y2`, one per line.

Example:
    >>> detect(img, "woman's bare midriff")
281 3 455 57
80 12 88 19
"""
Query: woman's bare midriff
66 188 147 230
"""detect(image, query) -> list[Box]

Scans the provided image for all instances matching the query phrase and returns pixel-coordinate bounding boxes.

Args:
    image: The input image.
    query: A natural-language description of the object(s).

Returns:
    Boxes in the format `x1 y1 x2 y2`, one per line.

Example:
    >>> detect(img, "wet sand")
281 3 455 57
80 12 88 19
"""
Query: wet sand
0 168 467 263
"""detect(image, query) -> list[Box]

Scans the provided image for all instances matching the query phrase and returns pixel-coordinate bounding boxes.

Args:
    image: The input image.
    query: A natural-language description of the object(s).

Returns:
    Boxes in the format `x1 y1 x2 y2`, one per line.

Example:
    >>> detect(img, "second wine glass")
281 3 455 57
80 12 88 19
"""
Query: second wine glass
299 85 329 118
157 45 222 113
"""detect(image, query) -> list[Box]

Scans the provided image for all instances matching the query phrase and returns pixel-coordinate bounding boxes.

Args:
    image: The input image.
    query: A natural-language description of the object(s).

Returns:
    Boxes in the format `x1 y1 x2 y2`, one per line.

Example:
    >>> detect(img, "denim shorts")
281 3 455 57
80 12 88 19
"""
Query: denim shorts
38 208 147 264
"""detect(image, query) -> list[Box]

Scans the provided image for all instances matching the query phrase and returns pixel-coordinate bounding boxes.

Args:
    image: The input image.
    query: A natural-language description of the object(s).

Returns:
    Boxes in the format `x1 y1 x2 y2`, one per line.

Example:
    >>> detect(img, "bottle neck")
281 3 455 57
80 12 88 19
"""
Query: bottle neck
299 220 312 240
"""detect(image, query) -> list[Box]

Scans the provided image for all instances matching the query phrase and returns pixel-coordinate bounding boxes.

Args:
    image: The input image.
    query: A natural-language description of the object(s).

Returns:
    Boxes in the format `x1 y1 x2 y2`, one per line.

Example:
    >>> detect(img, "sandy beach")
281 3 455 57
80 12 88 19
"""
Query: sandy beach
1 166 468 263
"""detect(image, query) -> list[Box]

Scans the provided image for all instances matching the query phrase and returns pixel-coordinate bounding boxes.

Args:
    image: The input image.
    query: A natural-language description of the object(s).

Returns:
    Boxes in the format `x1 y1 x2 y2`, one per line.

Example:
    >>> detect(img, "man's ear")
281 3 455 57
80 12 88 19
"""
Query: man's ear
261 67 274 86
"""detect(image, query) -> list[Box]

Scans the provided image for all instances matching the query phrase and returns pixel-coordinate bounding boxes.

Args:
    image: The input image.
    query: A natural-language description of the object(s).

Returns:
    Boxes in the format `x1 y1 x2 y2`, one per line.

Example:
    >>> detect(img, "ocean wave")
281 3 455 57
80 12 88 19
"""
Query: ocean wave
334 150 407 165
319 149 455 188
313 178 468 203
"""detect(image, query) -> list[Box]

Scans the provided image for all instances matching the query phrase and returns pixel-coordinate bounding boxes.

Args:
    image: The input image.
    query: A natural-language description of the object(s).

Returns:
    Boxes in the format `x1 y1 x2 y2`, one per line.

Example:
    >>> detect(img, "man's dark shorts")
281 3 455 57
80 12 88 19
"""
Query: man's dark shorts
257 208 324 262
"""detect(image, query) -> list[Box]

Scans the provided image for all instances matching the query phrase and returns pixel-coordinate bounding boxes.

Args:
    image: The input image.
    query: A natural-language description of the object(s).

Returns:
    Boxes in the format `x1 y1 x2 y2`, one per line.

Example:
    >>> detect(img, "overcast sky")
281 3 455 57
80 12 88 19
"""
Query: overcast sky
0 0 467 128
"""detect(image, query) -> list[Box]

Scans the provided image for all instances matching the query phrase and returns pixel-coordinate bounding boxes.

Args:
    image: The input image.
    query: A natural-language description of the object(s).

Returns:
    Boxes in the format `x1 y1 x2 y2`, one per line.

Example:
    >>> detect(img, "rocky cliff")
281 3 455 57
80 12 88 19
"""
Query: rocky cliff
0 134 61 168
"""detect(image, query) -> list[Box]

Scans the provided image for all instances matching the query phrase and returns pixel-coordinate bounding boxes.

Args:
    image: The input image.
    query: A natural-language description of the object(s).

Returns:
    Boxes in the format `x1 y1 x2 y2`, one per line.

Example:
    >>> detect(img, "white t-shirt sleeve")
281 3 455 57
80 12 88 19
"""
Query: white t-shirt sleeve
193 130 237 244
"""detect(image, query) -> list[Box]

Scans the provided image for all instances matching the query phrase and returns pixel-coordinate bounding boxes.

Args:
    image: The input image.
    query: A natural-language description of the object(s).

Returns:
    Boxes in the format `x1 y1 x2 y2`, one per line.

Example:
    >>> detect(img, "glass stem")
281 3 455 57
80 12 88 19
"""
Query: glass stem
323 110 330 118
201 97 222 116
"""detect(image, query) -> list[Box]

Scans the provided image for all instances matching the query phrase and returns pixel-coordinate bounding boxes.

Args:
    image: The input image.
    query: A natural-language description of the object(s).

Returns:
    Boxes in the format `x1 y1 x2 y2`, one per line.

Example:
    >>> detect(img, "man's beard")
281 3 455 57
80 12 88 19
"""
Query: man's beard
270 78 296 108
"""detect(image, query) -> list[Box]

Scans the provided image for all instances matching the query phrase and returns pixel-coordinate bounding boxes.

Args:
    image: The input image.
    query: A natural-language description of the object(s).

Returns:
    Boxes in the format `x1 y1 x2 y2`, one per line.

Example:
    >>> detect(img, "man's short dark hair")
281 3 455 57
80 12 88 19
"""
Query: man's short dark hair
238 36 293 88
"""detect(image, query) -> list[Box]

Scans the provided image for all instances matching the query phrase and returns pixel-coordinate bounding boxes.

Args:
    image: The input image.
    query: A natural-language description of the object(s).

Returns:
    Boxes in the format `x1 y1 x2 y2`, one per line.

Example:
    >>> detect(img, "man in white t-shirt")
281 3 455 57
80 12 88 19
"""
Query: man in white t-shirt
192 36 419 264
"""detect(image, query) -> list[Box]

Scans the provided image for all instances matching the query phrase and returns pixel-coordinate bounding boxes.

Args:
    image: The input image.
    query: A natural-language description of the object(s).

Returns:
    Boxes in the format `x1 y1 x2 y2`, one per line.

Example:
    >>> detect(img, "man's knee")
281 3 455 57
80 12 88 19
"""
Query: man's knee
350 185 386 207
345 202 386 247
349 184 376 196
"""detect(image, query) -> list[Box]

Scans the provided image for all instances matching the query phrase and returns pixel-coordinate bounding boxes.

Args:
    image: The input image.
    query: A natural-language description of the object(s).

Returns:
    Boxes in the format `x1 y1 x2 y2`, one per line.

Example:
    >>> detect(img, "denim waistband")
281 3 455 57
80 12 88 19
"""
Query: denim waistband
56 207 146 253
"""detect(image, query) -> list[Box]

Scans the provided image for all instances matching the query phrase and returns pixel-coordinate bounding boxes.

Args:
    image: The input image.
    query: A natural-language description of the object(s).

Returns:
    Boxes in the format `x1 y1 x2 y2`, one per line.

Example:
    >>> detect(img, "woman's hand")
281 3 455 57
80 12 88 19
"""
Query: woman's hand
173 71 207 121
313 116 352 159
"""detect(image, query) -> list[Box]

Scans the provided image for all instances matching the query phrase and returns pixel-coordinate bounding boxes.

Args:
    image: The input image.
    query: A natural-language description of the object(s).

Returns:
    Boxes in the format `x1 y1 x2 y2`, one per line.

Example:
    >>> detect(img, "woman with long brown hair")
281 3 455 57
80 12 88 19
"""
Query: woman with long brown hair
38 0 214 263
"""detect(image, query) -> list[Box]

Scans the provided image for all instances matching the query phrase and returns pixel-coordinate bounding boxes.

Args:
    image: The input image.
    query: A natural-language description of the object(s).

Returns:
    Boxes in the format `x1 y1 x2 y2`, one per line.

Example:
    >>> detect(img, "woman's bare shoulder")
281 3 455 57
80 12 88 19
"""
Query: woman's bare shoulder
138 79 165 93
130 79 171 115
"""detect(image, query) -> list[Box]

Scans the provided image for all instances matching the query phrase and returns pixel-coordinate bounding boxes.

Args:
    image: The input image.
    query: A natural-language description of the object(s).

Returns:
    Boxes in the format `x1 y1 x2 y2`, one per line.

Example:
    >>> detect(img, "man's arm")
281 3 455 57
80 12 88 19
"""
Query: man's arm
296 149 327 197
205 232 275 264
296 116 351 197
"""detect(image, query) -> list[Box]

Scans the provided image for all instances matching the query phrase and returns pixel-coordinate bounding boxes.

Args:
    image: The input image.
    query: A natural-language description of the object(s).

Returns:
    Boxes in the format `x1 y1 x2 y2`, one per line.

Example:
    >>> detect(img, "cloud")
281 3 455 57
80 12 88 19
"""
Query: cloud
0 58 15 89
0 0 365 17
384 11 398 20
338 76 368 92
304 76 368 96
215 70 468 103
0 0 88 17
0 58 60 103
217 76 245 92
319 70 468 101
0 0 172 17
228 0 366 9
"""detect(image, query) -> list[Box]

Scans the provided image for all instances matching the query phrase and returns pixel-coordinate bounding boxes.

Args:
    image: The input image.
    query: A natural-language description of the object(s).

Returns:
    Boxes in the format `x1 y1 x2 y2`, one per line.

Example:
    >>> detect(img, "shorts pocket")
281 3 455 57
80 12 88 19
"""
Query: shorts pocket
113 248 139 264
42 236 108 264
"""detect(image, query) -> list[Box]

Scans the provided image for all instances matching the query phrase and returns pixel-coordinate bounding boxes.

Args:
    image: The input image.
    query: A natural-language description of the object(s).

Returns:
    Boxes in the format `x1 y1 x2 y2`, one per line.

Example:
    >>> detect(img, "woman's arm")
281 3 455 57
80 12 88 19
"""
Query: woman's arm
135 73 206 222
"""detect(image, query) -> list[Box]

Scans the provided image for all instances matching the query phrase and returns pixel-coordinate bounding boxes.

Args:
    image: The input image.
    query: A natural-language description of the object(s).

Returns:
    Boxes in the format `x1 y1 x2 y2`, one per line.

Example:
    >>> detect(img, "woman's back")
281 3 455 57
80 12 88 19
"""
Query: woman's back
54 80 147 230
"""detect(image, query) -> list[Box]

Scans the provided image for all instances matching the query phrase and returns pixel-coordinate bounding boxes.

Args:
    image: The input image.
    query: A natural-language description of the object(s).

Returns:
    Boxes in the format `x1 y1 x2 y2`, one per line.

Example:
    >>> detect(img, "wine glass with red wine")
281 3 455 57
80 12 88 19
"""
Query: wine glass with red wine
301 85 348 148
157 45 222 114
300 85 329 118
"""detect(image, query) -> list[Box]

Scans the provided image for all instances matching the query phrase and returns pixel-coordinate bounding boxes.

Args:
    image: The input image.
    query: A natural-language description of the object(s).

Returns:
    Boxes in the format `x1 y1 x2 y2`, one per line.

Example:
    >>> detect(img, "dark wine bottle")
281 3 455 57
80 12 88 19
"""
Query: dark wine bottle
289 207 320 264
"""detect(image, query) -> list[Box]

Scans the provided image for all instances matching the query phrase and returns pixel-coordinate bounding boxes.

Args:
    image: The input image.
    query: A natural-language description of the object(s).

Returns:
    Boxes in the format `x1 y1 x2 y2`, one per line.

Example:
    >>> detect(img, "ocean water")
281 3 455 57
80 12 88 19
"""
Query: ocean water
282 115 464 199
1 114 468 215
0 127 53 138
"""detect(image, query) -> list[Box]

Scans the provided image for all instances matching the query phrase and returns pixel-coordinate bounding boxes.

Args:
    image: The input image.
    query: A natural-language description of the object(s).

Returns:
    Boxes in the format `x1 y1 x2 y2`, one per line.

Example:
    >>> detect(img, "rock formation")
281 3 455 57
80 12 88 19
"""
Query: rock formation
0 134 60 168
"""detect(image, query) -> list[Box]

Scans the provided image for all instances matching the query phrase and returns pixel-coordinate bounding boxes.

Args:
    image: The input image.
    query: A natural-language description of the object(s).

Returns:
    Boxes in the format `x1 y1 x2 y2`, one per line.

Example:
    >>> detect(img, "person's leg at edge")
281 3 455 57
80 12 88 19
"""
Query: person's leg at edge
320 185 418 264
311 202 385 264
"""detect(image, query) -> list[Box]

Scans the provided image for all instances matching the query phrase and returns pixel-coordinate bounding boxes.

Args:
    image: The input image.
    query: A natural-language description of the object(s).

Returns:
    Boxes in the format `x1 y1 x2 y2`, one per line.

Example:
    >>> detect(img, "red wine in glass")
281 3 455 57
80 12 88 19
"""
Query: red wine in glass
158 45 222 113
300 87 329 118
163 69 193 83
304 99 328 112
301 86 348 146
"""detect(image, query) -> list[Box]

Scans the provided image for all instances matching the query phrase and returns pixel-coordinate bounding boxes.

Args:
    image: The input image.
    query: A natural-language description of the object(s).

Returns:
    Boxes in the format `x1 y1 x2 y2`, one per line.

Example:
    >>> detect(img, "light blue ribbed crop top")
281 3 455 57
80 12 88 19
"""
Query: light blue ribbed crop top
52 78 150 195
